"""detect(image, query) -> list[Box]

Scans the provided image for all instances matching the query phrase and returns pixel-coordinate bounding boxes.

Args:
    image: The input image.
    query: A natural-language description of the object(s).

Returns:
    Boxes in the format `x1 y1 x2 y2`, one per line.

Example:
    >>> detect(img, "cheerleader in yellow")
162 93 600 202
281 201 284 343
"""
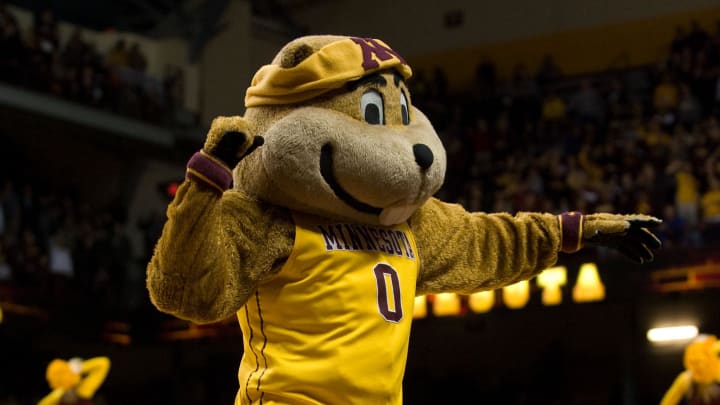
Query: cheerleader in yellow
38 357 110 405
660 335 720 405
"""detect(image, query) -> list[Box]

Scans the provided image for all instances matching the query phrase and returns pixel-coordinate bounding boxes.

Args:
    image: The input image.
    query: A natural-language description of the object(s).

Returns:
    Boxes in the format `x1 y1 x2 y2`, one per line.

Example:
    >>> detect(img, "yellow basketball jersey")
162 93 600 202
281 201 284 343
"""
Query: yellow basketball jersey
236 212 420 405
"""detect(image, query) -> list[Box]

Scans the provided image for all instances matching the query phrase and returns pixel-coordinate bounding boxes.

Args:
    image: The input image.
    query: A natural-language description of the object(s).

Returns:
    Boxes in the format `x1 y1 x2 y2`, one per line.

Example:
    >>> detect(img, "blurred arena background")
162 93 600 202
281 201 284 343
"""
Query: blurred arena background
1 0 720 403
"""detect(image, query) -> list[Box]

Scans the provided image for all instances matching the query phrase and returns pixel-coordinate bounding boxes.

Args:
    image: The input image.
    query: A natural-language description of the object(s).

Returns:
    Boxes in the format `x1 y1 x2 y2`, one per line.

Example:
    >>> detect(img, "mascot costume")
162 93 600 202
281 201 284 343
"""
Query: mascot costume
147 35 662 404
39 357 110 405
661 334 720 405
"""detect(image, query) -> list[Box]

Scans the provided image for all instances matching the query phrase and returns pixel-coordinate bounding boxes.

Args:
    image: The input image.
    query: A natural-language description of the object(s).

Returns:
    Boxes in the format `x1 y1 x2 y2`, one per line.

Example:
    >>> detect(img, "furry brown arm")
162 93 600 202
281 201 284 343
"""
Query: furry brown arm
146 180 294 324
411 198 560 295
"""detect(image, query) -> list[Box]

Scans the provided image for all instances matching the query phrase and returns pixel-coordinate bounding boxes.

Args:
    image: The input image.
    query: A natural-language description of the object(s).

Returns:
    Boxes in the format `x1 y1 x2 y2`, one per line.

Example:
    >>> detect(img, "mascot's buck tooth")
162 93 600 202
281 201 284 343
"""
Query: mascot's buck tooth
146 35 663 405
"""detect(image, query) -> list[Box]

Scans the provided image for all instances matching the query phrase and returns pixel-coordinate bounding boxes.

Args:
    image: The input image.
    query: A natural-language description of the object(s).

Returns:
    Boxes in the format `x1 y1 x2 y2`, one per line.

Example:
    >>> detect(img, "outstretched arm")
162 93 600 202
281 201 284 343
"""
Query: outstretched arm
412 198 661 295
412 199 561 295
147 117 295 323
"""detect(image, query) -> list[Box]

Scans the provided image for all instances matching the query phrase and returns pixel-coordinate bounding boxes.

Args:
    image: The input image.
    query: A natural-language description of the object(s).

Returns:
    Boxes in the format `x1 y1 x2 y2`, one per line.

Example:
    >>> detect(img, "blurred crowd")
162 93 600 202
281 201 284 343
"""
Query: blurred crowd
411 19 720 251
0 10 720 331
0 4 189 126
0 172 141 320
0 9 719 405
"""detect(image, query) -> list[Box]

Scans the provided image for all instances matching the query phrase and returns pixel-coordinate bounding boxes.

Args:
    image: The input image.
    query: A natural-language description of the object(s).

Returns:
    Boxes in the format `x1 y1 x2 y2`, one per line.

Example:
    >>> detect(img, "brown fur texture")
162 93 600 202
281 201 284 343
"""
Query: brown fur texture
147 182 294 323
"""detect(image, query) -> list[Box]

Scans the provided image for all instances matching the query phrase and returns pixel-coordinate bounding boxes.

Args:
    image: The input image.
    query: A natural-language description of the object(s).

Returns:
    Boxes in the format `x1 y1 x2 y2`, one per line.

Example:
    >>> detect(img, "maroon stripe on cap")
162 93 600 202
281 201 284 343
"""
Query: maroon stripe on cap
560 212 584 253
186 151 233 191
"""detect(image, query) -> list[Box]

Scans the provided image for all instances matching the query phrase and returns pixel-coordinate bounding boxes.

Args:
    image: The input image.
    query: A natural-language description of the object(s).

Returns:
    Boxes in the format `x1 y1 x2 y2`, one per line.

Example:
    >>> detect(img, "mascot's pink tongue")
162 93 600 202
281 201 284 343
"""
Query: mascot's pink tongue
379 205 416 226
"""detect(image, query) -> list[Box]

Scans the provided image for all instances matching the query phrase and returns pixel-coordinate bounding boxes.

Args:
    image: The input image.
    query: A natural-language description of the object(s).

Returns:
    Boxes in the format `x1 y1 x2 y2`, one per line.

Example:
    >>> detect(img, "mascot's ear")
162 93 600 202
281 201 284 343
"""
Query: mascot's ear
278 42 315 68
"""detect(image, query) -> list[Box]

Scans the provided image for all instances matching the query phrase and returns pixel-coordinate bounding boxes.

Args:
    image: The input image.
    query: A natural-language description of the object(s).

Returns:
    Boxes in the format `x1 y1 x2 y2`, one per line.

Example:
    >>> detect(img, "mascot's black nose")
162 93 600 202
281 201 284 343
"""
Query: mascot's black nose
413 144 434 171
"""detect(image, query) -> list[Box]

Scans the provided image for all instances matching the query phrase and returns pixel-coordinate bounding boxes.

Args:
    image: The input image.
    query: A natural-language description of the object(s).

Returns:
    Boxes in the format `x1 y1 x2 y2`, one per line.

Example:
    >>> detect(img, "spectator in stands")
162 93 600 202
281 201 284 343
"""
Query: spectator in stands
0 9 25 83
657 204 688 247
690 52 719 115
128 42 148 72
466 116 492 167
15 229 46 288
535 53 564 88
0 1 11 24
80 62 104 106
634 190 653 215
0 196 4 239
568 79 604 125
474 57 497 92
653 72 679 113
676 83 703 126
606 77 632 121
707 22 720 65
61 27 88 69
687 19 709 54
48 230 74 302
701 147 720 244
671 25 689 54
642 115 672 148
32 7 58 57
508 62 541 129
0 236 11 282
469 59 501 124
0 180 18 235
28 7 59 94
565 156 590 203
105 38 128 68
541 91 567 123
438 106 470 201
671 47 695 85
430 66 449 98
667 159 700 229
163 65 185 118
622 66 652 108
0 0 13 37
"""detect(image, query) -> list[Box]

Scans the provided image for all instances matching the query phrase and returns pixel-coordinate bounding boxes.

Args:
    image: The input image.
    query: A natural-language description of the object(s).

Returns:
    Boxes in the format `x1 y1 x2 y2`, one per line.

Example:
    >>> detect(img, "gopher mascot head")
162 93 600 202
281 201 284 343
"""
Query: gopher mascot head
206 35 446 226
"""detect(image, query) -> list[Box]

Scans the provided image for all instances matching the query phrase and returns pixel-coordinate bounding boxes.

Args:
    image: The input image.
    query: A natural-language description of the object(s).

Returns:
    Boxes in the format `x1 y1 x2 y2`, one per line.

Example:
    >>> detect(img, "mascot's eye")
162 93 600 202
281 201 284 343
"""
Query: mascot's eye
361 90 384 125
400 91 410 125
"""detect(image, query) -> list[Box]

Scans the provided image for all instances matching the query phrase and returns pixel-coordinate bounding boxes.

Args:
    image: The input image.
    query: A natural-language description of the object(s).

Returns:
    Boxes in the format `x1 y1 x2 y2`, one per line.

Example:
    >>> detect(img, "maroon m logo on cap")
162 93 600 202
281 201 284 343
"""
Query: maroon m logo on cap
350 37 407 71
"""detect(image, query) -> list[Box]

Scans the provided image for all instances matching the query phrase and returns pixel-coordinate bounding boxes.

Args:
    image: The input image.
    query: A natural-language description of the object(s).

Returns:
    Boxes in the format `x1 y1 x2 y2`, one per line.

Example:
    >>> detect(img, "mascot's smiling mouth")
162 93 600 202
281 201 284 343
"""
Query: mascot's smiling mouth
320 143 383 215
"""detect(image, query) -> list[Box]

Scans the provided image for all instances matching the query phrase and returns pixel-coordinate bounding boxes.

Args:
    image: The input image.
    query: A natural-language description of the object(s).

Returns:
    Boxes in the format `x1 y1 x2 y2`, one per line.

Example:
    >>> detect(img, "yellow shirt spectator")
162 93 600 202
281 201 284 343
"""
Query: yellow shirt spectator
542 95 566 121
701 189 720 221
676 171 698 204
654 82 679 111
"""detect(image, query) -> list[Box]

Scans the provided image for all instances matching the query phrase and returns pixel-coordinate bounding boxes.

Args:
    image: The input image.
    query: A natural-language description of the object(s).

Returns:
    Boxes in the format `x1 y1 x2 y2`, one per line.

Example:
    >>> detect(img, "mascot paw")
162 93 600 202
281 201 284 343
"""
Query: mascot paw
583 213 662 264
203 116 264 168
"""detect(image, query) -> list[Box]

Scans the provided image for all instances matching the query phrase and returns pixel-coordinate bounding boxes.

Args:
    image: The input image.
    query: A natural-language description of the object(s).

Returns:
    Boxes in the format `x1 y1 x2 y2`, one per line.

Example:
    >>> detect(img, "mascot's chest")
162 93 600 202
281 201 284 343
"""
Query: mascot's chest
268 212 419 324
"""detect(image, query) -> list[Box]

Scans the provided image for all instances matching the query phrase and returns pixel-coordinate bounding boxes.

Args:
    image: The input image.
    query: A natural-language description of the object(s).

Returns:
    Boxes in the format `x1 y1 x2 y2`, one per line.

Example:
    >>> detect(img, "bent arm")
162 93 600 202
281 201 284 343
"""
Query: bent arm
660 371 690 405
37 389 63 405
147 155 294 323
412 198 562 295
75 357 111 399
